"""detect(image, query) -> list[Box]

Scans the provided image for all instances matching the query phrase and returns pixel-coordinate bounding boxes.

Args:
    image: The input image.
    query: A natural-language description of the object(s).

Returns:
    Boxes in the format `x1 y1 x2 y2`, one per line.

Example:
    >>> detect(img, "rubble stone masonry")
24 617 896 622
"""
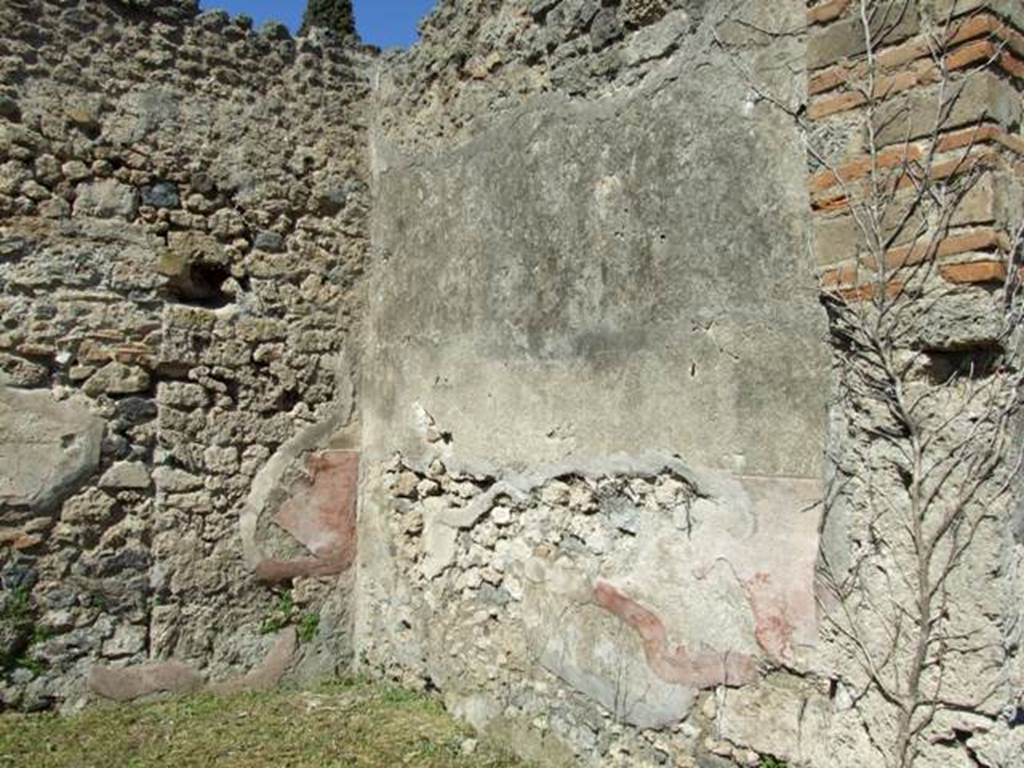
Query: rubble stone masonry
0 1 1021 767
0 0 370 710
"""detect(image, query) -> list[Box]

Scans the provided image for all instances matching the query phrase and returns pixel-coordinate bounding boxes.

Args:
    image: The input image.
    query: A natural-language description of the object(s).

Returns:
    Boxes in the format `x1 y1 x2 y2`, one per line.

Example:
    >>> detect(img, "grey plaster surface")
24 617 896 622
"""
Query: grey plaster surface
366 69 828 478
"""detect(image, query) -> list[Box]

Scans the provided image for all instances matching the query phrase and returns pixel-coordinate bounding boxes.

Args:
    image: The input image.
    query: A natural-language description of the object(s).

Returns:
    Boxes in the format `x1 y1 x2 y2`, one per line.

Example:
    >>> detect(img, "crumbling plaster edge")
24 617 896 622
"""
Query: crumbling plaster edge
240 405 353 569
379 449 779 537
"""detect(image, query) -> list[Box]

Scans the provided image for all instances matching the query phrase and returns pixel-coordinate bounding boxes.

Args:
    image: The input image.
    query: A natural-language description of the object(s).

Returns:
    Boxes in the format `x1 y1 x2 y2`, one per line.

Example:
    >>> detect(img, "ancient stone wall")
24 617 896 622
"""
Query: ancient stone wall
360 1 832 765
359 1 1024 766
1 0 1021 766
0 0 369 710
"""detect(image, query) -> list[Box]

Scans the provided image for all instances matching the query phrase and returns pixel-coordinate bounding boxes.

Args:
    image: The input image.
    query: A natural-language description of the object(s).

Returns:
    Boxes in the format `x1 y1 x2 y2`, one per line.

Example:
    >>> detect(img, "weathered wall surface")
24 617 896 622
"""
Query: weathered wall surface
359 1 830 764
2 1 1020 766
802 2 1024 766
366 0 824 476
0 0 369 710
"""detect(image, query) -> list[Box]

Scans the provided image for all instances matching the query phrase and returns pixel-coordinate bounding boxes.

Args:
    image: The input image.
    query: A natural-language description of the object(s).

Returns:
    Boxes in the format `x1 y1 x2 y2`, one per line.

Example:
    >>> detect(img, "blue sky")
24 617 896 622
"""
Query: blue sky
198 0 437 48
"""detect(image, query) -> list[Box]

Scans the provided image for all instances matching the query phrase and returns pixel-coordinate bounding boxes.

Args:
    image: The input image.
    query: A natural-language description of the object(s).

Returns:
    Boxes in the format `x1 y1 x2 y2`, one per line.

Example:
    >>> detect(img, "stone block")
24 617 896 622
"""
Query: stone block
65 95 105 132
152 466 203 493
203 445 239 474
253 230 285 253
140 181 179 208
101 624 147 658
99 461 152 490
622 10 691 66
0 353 48 388
156 382 209 410
0 388 103 514
72 179 138 220
0 160 29 196
82 362 151 397
37 197 70 218
808 1 920 70
61 160 90 182
165 230 228 267
590 8 623 49
873 72 1022 145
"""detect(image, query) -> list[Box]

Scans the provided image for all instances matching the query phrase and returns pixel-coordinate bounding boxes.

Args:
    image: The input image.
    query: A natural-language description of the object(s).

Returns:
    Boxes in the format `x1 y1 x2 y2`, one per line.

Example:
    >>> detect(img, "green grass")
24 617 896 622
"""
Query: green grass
0 680 528 768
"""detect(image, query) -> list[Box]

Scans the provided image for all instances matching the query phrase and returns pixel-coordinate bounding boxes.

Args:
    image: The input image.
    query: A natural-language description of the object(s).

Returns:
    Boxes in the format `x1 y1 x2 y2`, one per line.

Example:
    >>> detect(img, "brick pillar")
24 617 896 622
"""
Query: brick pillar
806 1 1024 761
806 0 1022 297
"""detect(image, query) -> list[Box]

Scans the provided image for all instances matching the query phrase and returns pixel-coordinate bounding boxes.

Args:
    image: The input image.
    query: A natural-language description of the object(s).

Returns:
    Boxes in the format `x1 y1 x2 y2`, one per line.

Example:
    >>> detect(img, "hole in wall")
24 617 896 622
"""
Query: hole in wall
422 675 440 694
163 262 231 308
276 389 300 412
919 346 1001 385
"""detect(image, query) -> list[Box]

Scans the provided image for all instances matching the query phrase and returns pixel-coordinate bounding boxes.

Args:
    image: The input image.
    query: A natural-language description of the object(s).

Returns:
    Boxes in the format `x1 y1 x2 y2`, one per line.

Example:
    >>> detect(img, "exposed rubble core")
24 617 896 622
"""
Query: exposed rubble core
360 454 819 764
1 1 1022 767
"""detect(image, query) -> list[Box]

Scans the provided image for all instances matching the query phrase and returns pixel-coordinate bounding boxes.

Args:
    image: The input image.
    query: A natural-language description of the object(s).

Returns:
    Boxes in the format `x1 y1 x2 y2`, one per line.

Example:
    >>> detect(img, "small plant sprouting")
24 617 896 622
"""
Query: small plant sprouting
260 592 320 642
1 587 45 676
89 591 110 613
297 612 320 644
14 654 48 677
1 586 32 624
31 624 53 645
260 591 296 635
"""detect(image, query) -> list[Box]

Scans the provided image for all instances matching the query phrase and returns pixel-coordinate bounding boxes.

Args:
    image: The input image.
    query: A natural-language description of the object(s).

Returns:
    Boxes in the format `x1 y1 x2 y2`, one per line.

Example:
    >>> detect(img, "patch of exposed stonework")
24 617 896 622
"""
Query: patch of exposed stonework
376 0 718 154
358 452 821 762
